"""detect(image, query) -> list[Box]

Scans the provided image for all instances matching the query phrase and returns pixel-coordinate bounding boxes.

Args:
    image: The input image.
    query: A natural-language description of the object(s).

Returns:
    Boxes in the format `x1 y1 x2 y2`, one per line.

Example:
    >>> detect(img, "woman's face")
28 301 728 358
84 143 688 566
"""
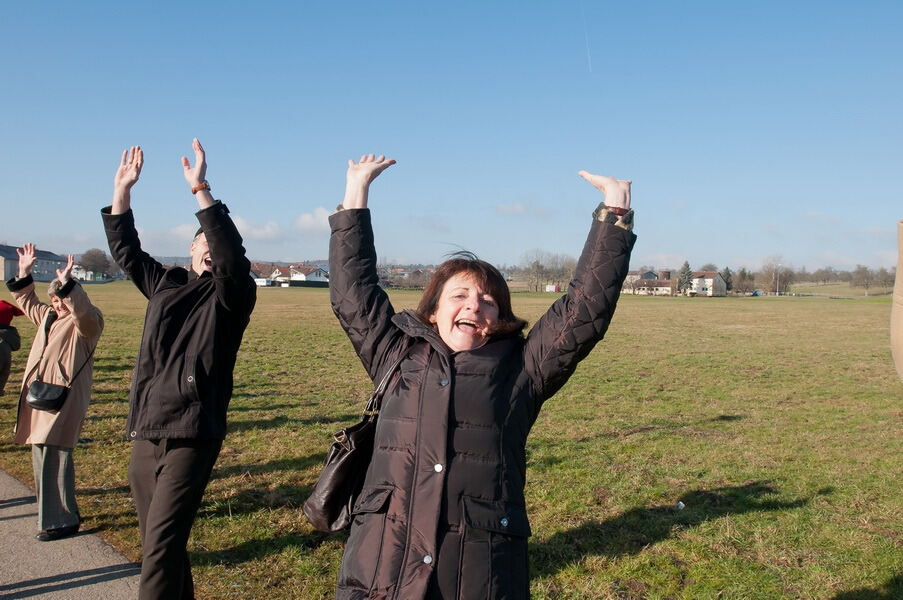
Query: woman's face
49 294 70 317
430 273 500 352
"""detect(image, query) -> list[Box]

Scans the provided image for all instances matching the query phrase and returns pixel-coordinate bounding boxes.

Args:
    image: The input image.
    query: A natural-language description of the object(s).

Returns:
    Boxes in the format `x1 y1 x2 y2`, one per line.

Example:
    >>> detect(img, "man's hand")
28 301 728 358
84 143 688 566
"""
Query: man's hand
182 138 215 209
16 243 37 278
56 254 74 284
343 154 396 210
112 146 142 215
114 146 143 191
181 138 207 188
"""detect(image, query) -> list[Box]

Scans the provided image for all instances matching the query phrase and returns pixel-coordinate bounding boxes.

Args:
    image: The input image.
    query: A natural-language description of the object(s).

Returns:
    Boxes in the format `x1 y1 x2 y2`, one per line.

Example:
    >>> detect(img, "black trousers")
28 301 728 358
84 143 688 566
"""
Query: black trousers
129 438 222 600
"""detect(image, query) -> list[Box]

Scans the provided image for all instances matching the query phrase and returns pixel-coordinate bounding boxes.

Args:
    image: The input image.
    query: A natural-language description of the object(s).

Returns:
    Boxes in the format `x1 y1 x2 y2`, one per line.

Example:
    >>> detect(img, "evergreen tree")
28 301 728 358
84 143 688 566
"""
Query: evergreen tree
720 266 733 291
678 261 693 293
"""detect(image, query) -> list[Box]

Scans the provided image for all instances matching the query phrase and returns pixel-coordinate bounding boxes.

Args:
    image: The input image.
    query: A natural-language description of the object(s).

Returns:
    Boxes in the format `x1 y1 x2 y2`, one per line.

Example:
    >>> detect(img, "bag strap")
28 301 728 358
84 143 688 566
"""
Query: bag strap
362 342 410 418
32 309 97 387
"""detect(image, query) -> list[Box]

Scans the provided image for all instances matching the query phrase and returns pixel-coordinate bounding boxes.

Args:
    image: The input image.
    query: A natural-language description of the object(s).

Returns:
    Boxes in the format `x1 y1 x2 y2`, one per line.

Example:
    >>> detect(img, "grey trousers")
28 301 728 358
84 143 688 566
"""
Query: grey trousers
31 444 80 531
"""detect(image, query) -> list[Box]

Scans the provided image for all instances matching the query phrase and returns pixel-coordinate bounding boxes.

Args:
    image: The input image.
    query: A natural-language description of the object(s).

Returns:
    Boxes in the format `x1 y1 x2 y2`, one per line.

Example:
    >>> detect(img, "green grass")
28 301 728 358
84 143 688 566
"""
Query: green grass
1 283 901 599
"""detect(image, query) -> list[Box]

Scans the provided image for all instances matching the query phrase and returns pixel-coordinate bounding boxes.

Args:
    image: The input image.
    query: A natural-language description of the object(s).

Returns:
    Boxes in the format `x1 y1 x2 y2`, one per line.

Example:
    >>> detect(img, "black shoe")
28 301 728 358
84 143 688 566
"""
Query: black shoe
35 524 79 541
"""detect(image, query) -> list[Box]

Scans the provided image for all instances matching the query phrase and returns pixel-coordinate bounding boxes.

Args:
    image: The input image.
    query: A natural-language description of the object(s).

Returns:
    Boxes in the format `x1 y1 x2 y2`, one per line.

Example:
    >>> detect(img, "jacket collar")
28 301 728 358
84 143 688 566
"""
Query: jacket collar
392 310 449 356
391 310 521 360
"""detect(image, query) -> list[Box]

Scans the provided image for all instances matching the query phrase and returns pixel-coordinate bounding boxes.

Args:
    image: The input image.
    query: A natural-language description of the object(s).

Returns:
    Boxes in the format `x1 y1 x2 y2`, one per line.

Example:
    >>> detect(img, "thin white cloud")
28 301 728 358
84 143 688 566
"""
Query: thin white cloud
494 203 549 217
295 207 331 233
232 216 283 241
412 215 450 234
170 224 198 241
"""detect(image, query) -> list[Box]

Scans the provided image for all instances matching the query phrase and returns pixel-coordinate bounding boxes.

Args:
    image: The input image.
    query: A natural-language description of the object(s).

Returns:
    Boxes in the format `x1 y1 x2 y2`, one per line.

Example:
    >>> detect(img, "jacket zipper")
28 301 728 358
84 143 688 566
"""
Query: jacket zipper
392 347 430 600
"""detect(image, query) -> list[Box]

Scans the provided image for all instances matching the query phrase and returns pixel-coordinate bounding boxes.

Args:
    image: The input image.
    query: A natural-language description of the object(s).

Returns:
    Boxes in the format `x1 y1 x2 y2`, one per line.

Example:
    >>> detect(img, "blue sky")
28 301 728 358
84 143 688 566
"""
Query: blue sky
1 1 900 271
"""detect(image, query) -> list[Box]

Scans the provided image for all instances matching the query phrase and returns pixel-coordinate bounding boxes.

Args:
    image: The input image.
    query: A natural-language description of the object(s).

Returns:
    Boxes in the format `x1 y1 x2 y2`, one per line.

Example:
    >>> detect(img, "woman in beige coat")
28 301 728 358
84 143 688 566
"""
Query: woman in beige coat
6 243 103 541
893 223 903 380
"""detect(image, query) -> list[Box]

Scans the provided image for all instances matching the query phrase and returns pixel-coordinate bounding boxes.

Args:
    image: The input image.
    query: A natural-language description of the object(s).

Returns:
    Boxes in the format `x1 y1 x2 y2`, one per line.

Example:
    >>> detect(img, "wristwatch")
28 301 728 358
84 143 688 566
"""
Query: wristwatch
592 202 634 231
191 180 211 195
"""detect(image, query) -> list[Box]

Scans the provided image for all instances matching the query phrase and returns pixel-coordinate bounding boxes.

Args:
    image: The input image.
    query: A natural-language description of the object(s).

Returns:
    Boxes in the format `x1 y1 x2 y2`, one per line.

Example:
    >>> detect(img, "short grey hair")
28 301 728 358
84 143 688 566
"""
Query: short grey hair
47 279 63 297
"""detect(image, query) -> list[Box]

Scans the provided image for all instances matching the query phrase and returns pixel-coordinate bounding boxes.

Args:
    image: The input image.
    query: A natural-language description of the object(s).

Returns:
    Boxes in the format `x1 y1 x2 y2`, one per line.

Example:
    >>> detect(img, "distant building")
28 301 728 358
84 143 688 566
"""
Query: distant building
688 271 727 297
624 270 665 294
635 279 673 296
0 244 66 282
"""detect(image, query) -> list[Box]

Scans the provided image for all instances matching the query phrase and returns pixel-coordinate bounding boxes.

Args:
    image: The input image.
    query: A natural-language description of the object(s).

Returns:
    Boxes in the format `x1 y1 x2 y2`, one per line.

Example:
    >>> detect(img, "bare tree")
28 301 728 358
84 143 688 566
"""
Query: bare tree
851 265 874 295
758 257 795 294
876 267 894 290
79 248 112 277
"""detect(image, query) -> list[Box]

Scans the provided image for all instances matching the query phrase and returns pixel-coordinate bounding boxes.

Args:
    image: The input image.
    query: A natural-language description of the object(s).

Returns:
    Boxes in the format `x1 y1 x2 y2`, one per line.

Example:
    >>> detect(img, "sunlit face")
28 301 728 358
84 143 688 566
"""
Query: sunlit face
190 233 212 275
49 294 70 317
429 273 500 352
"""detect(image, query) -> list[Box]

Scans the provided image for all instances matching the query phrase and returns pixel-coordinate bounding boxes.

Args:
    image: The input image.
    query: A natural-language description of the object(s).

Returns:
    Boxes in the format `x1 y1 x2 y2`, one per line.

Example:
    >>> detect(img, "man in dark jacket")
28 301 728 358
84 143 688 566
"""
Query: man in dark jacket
102 140 256 600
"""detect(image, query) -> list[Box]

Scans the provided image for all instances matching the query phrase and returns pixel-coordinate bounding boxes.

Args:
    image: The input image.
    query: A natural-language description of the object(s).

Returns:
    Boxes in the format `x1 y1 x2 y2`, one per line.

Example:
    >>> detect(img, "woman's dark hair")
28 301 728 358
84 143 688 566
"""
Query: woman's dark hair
416 251 527 337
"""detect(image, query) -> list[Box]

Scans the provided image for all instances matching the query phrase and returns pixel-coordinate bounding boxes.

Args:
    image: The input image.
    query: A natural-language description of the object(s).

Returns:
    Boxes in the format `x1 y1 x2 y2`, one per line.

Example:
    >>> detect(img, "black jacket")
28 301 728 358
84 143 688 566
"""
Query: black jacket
328 208 635 599
0 325 20 352
102 201 256 440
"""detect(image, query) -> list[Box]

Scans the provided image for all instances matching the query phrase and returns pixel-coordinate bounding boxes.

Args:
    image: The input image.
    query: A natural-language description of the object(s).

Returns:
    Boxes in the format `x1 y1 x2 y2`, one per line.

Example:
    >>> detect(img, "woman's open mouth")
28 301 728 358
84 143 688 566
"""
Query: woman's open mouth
455 319 482 335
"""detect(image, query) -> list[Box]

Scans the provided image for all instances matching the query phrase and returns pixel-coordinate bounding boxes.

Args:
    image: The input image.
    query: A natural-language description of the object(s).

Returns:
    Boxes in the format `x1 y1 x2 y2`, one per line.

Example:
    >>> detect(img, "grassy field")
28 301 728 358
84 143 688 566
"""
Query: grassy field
1 282 900 599
789 281 893 298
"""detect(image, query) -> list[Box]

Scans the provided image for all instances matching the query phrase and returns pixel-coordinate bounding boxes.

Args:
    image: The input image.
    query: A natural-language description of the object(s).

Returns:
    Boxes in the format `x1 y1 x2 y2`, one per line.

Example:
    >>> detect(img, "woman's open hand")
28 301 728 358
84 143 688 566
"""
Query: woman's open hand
56 254 74 284
16 243 37 278
343 154 396 210
578 170 631 210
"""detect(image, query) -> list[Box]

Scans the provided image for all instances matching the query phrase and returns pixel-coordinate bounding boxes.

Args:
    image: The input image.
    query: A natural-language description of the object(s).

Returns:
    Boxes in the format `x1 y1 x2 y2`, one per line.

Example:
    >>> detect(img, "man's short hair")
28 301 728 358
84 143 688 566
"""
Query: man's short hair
47 279 63 297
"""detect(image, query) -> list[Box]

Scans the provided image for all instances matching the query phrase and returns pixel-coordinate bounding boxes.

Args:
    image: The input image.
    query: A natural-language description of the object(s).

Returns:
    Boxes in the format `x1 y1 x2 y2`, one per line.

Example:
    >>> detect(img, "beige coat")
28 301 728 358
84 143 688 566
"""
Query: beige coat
11 280 103 447
893 222 903 381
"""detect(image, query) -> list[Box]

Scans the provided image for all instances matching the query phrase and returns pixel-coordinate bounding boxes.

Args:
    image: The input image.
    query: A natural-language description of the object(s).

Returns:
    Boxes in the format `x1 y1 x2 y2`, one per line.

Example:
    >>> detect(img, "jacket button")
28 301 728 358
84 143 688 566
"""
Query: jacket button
422 555 433 565
130 431 137 438
433 464 443 473
439 378 448 387
500 517 509 527
187 375 194 383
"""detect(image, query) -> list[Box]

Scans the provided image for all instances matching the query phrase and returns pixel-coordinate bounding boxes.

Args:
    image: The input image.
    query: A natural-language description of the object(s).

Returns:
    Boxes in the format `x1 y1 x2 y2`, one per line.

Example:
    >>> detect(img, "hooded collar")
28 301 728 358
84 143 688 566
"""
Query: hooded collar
391 309 522 360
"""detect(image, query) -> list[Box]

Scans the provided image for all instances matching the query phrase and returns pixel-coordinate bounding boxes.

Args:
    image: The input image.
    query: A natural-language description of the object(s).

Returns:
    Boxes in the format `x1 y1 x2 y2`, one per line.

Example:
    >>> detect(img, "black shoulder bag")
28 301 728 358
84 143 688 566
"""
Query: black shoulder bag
25 311 96 412
303 348 407 532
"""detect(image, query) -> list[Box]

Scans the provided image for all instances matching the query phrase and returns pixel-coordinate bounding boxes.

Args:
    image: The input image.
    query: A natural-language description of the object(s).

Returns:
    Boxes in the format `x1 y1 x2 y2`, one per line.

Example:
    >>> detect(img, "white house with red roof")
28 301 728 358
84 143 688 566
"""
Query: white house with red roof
688 271 726 297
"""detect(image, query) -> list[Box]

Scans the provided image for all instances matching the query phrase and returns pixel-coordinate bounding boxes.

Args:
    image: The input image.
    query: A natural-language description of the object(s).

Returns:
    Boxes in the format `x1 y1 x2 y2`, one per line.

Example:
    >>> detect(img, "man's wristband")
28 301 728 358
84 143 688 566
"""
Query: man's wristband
192 181 211 195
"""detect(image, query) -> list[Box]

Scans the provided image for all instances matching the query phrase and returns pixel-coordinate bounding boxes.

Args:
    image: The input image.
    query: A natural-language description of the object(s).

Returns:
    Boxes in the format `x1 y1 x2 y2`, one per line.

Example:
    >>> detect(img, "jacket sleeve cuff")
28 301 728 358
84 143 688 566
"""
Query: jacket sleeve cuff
592 203 635 232
101 206 136 231
328 207 370 232
55 278 77 298
6 274 33 292
195 200 229 228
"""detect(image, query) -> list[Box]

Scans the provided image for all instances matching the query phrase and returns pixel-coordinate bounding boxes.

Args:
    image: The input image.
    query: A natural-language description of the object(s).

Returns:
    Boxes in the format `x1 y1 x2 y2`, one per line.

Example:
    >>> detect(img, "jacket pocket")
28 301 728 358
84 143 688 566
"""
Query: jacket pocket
459 496 531 600
182 352 200 403
338 485 394 594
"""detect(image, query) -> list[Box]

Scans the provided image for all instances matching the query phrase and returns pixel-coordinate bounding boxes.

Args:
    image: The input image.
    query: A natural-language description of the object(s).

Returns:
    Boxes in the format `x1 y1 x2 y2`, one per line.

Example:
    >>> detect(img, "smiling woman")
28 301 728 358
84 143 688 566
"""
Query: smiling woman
321 154 637 599
415 253 526 352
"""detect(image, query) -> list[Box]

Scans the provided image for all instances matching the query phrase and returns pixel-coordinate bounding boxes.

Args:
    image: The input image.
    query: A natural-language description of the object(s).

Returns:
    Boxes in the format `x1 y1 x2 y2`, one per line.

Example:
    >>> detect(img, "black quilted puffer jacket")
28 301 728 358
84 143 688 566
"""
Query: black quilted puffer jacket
329 208 635 600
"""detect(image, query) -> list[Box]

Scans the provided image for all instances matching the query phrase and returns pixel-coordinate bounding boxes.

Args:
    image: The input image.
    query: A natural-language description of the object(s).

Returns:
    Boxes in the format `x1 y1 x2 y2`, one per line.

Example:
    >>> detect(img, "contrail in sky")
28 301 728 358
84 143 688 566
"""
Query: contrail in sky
580 1 593 73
